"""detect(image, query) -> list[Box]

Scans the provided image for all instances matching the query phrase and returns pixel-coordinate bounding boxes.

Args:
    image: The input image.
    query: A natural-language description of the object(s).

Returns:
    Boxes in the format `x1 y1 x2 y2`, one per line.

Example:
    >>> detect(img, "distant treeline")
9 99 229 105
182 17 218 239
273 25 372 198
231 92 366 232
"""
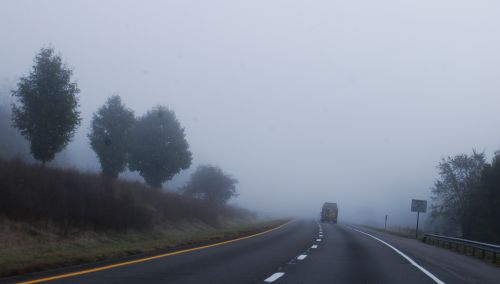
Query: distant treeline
430 150 500 244
0 93 31 161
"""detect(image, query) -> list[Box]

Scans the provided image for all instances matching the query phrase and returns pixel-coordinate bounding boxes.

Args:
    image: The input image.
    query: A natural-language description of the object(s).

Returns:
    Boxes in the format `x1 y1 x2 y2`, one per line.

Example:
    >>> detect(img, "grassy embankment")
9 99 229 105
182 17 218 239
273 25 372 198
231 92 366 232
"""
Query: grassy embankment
0 159 286 276
0 217 285 277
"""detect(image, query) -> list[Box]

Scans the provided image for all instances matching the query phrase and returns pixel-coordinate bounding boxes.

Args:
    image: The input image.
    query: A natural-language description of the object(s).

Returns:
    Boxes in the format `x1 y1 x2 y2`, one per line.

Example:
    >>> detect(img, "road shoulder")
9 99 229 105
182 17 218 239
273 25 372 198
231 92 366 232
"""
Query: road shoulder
351 225 500 284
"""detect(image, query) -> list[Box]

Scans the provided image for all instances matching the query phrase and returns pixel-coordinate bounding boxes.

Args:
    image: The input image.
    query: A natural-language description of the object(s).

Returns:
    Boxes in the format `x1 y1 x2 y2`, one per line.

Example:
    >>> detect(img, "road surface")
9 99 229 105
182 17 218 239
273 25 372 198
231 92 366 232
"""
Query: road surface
6 220 500 284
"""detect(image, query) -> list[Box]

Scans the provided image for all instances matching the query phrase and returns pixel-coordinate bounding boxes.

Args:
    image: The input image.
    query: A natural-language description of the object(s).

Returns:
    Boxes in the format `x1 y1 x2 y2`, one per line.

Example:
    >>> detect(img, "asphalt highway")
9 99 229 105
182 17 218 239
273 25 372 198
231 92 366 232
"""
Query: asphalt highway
8 220 500 284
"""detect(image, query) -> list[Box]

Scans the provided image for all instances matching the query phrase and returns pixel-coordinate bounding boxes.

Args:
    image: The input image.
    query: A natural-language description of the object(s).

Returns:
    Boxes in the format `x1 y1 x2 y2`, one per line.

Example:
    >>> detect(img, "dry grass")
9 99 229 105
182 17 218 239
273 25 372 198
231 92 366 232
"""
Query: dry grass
0 158 242 231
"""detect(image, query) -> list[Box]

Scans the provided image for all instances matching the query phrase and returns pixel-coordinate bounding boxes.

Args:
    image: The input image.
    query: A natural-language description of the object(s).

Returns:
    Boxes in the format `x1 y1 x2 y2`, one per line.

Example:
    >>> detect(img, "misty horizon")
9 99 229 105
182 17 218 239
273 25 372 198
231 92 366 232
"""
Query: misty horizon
2 0 500 228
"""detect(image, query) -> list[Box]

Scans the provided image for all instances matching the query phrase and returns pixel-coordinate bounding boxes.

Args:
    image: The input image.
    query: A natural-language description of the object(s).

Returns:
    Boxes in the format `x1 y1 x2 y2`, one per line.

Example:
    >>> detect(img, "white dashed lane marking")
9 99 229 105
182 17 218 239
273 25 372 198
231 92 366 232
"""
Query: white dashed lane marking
264 221 321 283
264 272 285 282
297 254 307 260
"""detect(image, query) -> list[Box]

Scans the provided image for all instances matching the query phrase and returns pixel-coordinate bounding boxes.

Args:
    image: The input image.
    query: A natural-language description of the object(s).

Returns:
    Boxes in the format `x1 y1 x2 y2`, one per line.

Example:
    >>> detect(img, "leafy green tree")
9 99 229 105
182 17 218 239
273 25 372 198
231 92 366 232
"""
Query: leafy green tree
183 165 238 206
431 150 486 238
88 95 135 179
11 47 81 165
128 106 192 187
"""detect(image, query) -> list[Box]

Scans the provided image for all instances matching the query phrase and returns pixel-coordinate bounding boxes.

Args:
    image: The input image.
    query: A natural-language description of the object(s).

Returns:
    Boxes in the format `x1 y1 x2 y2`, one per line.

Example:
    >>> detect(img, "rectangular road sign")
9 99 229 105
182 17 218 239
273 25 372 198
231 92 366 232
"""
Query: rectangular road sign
411 199 427 213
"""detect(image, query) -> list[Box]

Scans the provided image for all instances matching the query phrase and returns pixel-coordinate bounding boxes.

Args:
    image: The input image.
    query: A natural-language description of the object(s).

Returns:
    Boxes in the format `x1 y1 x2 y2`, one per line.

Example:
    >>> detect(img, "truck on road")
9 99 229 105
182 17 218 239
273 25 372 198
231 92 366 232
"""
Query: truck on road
321 202 338 223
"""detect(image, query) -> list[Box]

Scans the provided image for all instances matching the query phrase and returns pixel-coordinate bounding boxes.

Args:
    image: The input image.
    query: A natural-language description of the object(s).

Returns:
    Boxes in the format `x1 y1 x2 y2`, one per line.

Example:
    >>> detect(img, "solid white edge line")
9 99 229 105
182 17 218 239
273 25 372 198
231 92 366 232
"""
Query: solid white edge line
349 226 445 284
297 254 307 260
264 272 285 282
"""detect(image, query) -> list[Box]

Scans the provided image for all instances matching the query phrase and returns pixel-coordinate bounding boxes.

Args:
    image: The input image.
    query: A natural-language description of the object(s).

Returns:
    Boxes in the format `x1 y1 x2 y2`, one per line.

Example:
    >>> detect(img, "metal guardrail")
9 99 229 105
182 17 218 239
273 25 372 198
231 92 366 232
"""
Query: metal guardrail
423 233 500 263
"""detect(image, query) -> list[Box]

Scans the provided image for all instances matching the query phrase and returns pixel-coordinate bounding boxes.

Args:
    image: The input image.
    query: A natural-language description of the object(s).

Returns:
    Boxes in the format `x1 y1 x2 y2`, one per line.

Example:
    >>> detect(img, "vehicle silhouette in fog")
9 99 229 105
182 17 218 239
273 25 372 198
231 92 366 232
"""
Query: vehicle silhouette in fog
321 202 338 223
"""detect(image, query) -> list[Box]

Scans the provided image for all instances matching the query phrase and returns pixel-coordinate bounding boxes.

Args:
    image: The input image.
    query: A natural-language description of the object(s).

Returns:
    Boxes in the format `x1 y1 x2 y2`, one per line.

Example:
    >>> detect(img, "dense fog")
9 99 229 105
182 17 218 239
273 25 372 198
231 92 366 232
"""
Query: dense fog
1 0 500 228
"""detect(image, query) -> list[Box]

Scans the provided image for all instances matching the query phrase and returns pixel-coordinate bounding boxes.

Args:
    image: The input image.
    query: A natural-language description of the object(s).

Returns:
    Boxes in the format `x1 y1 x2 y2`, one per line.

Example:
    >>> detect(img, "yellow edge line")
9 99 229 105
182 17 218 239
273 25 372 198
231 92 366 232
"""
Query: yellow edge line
18 220 293 284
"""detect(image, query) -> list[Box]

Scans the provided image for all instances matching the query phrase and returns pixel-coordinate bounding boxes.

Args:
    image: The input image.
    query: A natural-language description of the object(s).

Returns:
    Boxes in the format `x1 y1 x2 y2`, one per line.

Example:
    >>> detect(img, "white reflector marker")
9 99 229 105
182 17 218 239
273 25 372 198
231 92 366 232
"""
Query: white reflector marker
297 254 307 260
311 245 318 248
316 238 322 242
264 272 285 282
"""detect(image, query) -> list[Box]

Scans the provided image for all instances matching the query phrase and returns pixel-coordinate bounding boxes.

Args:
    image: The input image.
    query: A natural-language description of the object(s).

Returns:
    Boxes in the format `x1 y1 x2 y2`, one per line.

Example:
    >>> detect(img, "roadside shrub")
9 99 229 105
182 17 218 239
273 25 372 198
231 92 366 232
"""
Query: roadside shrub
0 159 246 233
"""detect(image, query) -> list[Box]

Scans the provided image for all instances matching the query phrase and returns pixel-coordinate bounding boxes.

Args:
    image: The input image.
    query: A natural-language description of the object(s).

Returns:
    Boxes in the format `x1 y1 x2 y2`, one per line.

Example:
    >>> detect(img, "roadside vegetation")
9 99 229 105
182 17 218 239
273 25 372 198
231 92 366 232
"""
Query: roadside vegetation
0 159 248 232
430 150 500 244
0 46 281 277
0 158 280 277
0 216 285 277
364 150 500 245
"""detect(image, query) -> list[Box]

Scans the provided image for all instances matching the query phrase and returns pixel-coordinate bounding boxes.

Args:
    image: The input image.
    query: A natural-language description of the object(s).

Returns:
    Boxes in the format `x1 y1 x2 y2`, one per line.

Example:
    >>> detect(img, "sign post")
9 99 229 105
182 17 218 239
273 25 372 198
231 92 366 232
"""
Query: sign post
384 214 387 230
411 199 427 238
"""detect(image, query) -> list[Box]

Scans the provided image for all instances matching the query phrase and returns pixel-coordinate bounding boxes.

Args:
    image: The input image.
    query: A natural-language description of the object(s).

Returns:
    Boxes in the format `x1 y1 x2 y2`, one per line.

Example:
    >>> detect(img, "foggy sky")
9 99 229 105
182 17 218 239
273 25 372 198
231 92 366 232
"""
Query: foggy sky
1 0 500 227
